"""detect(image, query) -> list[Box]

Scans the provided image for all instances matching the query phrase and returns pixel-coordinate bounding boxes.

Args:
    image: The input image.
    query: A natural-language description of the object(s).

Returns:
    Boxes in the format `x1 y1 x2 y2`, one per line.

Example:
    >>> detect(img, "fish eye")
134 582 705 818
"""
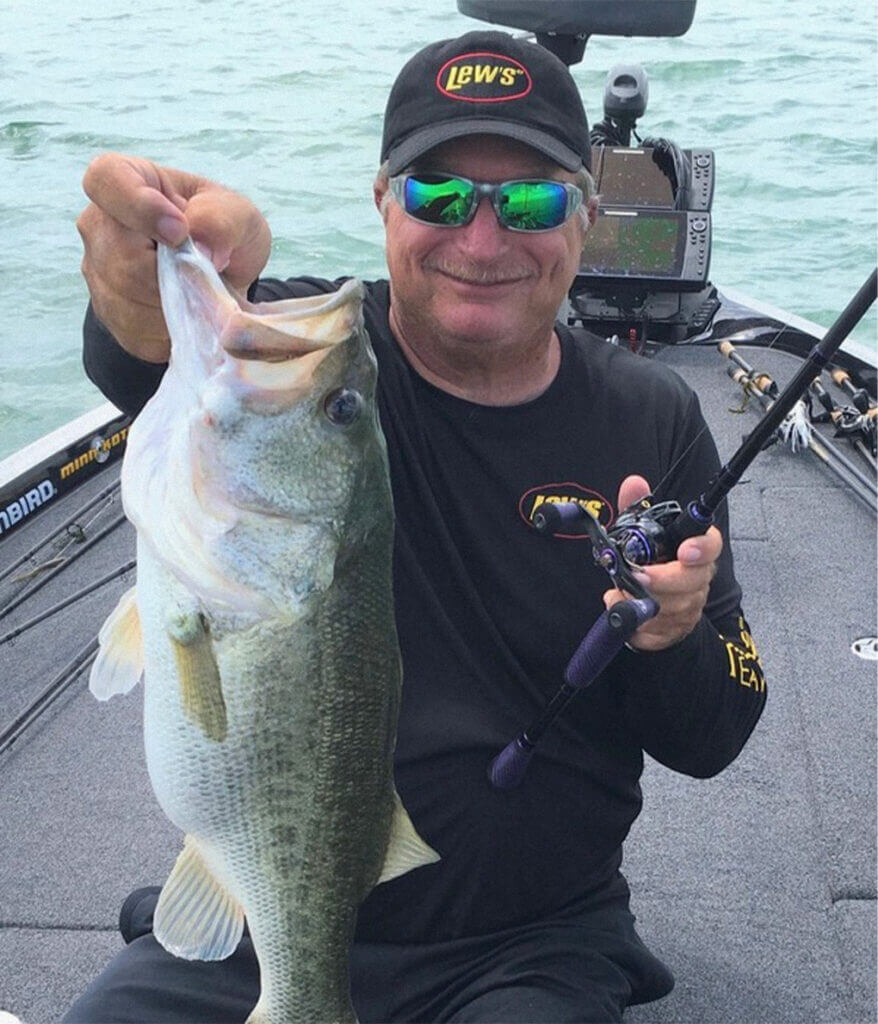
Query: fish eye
323 387 363 427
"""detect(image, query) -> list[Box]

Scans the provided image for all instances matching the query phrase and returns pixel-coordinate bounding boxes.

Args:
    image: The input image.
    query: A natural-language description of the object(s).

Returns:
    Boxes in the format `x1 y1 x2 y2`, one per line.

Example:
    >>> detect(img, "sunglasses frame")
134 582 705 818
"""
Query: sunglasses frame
388 172 583 233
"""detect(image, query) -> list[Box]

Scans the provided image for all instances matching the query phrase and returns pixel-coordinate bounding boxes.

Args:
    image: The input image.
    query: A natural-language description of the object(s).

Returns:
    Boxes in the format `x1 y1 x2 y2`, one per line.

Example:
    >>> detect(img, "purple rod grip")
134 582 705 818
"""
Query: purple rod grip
564 599 658 689
488 736 534 790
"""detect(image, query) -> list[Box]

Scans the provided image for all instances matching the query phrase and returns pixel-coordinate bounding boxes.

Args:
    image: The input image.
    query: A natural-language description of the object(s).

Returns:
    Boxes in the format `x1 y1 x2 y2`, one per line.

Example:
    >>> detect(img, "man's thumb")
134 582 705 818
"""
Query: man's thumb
617 474 652 514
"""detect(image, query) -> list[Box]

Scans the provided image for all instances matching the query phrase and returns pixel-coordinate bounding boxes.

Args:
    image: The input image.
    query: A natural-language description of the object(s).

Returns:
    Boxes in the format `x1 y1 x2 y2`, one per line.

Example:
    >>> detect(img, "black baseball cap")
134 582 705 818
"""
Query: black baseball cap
381 30 591 175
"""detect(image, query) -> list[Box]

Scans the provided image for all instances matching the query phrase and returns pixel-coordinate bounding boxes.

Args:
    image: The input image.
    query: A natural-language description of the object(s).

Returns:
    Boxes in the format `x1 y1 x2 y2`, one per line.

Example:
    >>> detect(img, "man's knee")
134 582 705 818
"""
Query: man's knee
63 933 259 1023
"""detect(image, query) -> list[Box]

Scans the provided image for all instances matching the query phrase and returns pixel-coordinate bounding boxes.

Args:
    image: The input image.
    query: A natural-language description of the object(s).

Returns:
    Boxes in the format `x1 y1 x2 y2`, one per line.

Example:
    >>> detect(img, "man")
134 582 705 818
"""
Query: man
67 30 766 1024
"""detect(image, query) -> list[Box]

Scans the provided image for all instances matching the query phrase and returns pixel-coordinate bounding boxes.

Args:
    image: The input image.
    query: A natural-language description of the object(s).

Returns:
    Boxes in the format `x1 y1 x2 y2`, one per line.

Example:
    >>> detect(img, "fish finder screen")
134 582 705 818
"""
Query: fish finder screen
593 148 676 208
580 211 682 278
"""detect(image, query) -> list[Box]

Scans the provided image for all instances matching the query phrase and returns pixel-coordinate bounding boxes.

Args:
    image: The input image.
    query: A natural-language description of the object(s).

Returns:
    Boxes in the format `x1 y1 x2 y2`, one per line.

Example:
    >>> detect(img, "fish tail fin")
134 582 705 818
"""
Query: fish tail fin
377 790 440 885
89 587 144 700
154 836 245 961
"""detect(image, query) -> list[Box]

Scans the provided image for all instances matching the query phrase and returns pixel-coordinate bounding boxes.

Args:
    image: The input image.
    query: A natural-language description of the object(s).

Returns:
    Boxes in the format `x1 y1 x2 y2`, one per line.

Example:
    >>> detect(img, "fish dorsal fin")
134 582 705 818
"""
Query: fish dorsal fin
377 791 441 886
89 587 144 700
154 836 245 961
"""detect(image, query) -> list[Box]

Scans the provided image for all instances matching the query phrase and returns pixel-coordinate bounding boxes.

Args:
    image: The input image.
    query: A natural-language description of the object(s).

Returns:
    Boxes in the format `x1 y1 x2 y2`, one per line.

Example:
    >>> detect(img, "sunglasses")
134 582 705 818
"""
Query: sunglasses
389 173 583 232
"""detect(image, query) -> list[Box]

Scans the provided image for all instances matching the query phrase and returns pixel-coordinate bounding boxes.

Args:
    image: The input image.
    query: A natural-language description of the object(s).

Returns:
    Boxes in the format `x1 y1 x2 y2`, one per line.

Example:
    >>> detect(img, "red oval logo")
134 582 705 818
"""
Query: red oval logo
436 52 533 103
518 482 614 539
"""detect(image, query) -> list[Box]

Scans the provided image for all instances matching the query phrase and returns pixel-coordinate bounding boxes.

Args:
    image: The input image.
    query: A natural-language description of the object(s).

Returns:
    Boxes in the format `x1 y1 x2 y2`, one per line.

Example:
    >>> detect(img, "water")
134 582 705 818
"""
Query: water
1 0 875 461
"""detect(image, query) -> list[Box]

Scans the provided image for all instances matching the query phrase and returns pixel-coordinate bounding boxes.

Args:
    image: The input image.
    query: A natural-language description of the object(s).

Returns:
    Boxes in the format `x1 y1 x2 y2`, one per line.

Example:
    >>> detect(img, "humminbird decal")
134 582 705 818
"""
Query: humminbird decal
0 479 56 536
437 52 532 102
519 483 612 538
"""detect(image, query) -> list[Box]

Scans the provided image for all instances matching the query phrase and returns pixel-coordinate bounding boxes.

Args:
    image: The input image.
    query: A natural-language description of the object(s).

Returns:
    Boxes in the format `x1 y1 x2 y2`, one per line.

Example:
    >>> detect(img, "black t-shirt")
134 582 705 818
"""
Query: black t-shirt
83 277 766 944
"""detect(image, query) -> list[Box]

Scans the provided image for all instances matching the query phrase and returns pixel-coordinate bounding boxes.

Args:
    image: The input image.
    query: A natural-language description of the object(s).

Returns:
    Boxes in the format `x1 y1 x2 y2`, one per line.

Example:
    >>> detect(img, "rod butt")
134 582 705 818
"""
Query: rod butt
488 736 534 789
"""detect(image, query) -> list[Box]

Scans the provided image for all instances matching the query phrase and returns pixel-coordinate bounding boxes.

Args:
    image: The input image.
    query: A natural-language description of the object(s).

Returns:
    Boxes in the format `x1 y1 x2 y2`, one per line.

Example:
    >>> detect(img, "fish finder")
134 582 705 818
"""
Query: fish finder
576 145 715 291
570 141 718 339
580 208 710 290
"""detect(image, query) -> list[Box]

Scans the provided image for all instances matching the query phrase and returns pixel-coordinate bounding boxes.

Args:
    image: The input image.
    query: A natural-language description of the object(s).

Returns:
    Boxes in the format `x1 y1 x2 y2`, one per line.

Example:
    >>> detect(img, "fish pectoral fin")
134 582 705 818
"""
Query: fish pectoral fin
377 790 441 886
154 836 245 961
167 612 227 742
89 587 144 700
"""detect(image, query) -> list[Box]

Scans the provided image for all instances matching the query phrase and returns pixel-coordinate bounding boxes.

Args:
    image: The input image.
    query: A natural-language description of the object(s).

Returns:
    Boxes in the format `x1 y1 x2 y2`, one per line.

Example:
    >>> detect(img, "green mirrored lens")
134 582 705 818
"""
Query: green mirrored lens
499 181 568 230
404 175 474 225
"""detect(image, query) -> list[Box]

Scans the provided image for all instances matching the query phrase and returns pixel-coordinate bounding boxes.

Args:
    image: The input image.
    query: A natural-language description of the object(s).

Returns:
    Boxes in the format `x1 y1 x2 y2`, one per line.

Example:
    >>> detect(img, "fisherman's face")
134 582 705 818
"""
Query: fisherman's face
379 135 589 356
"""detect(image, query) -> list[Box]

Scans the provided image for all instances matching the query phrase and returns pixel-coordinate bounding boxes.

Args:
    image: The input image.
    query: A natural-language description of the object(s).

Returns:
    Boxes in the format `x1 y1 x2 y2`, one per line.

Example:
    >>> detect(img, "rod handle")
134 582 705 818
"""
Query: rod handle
565 599 658 688
488 735 535 790
831 367 872 413
662 500 715 556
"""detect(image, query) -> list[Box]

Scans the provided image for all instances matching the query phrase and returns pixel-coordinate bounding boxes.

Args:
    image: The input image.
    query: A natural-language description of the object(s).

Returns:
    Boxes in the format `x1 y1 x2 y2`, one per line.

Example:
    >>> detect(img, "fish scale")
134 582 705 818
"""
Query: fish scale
89 240 438 1024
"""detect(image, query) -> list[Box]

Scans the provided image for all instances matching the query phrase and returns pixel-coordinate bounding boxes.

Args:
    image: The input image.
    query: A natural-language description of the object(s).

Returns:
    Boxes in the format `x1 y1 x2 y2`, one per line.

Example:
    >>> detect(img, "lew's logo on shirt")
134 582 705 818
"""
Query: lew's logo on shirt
519 483 613 538
437 52 532 102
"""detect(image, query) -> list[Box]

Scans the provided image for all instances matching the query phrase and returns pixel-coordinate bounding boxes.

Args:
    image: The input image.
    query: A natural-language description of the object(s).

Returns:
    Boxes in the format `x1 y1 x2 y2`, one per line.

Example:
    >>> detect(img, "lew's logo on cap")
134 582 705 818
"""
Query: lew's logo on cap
437 52 532 102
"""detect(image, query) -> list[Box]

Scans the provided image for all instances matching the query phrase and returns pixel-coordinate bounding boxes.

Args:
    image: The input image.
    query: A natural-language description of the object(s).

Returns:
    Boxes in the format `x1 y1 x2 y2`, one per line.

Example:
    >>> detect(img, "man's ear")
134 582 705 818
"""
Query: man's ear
374 183 388 219
585 196 599 228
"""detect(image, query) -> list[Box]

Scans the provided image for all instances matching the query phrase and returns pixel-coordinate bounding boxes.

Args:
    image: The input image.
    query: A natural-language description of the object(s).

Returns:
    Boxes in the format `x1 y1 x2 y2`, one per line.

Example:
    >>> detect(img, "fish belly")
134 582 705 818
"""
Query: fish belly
137 533 399 1023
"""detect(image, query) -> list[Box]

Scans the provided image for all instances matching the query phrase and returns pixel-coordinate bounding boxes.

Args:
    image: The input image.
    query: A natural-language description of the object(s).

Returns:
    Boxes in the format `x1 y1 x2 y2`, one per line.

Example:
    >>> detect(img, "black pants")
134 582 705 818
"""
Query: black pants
63 874 673 1023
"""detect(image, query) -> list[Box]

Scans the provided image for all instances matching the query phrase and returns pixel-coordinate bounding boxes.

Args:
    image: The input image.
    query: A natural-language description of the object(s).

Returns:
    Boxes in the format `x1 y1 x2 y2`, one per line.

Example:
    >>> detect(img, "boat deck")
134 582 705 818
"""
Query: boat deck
1 344 875 1023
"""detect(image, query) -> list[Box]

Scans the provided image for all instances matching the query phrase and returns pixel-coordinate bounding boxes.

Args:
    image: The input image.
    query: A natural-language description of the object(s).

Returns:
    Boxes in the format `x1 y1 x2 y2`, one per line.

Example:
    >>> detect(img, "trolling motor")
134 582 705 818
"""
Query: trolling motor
590 64 650 147
489 269 878 789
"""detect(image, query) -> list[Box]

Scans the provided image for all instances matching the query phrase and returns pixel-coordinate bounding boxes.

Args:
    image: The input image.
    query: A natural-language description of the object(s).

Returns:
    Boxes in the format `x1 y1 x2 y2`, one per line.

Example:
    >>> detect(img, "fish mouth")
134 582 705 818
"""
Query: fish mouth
162 242 364 399
219 279 364 396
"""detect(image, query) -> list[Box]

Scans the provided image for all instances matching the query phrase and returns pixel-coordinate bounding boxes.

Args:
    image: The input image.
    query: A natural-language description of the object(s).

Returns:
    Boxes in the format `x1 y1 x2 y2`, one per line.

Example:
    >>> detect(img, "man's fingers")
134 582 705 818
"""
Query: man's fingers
186 191 272 289
602 525 722 651
78 152 271 360
77 203 170 362
676 525 723 566
82 153 190 244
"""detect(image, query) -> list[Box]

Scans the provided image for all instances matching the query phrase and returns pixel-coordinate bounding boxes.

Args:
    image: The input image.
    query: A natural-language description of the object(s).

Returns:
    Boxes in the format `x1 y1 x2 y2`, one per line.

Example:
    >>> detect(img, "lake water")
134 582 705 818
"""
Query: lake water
1 0 875 461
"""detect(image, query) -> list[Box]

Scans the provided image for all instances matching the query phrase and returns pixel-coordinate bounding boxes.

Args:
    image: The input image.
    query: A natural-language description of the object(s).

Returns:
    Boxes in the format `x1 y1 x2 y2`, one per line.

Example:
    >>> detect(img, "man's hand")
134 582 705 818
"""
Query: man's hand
77 153 272 363
604 474 722 652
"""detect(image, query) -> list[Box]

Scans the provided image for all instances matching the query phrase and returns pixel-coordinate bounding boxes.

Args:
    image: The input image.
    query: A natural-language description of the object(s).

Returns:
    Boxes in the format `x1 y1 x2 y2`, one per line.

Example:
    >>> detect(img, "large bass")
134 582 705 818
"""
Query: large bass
91 240 438 1023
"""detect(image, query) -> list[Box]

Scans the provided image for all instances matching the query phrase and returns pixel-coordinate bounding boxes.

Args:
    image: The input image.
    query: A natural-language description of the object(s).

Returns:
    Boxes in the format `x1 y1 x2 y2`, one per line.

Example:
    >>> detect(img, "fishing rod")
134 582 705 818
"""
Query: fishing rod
719 343 877 511
489 267 877 790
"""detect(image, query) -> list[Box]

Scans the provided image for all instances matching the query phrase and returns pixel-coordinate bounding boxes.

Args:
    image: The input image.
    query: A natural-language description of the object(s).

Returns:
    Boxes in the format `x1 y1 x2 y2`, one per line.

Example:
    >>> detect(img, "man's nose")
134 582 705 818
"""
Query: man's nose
457 196 507 256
